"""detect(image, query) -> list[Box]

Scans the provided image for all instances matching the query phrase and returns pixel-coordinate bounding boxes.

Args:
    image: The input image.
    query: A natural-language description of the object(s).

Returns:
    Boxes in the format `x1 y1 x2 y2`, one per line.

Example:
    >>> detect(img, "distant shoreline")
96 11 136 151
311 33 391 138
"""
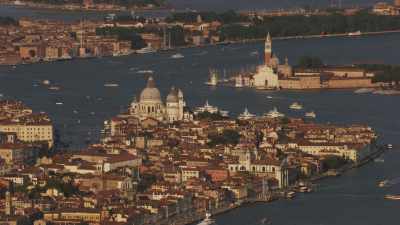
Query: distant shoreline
0 2 171 13
2 29 400 67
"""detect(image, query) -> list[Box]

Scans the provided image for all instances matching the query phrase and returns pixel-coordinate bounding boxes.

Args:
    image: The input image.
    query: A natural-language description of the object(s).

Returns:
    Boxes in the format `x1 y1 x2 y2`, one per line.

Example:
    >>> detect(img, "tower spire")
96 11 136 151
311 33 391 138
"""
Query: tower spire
264 32 272 66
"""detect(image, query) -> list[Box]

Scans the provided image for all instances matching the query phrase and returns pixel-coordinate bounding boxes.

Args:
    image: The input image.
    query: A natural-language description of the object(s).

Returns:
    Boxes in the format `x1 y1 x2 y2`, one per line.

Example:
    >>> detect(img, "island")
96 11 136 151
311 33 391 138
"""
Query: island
0 77 385 225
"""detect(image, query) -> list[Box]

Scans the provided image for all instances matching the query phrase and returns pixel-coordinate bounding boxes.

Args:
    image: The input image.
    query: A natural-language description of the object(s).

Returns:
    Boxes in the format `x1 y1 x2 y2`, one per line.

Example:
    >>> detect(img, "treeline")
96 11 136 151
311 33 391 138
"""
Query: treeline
165 10 400 41
28 0 165 7
358 64 400 83
0 16 18 26
95 25 186 49
166 10 249 24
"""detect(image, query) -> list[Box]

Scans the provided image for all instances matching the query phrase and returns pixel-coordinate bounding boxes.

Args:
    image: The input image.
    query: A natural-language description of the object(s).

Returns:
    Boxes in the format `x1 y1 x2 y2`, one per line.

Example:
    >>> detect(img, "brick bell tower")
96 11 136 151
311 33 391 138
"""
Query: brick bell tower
264 32 272 66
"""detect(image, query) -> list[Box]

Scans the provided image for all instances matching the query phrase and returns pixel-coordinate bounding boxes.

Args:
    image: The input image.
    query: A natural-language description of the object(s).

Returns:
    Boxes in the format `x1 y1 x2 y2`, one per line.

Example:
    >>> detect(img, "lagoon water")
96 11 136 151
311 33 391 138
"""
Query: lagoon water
0 14 400 224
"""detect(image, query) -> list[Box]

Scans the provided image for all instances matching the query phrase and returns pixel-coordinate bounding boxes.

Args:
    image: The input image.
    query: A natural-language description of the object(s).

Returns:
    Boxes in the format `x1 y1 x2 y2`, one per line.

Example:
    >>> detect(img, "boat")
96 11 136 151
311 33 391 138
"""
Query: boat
386 144 393 149
348 30 362 36
104 83 119 87
197 212 215 225
286 191 296 199
354 88 374 94
384 195 400 200
250 50 259 56
266 96 273 99
305 111 316 118
374 158 384 163
136 46 156 54
136 70 154 74
265 107 285 119
205 69 218 86
299 186 312 193
238 107 256 120
48 86 61 91
171 53 184 59
55 102 63 105
289 102 303 110
379 180 389 187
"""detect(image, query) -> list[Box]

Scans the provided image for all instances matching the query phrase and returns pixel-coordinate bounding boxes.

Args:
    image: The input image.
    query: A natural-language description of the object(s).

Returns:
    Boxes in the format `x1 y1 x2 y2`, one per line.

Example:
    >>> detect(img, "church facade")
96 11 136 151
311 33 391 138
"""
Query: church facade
129 76 187 123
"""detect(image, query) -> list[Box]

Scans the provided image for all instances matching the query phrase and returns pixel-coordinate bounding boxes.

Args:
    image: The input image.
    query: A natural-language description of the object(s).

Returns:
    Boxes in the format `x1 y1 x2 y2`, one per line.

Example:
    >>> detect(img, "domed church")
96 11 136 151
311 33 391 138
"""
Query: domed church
129 76 186 123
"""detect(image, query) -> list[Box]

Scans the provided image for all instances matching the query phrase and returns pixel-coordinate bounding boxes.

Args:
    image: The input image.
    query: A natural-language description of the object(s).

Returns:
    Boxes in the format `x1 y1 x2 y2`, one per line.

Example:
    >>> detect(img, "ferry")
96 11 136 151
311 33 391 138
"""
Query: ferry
348 30 362 36
104 83 119 88
289 102 303 110
238 107 256 120
171 53 184 59
305 111 316 118
265 107 285 119
136 46 156 54
384 195 400 200
197 212 215 225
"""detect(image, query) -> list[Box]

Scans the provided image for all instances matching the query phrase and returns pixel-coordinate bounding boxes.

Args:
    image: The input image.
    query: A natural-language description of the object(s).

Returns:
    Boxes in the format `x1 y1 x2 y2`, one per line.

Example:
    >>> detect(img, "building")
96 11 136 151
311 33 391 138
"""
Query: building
0 114 54 148
129 76 186 123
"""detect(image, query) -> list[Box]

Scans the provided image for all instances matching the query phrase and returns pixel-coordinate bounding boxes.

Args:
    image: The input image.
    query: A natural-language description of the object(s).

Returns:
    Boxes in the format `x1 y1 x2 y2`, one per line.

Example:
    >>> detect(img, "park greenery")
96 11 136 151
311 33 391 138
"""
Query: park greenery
296 56 324 68
358 64 400 84
168 10 400 41
321 155 349 170
96 25 185 49
208 129 241 147
0 17 18 26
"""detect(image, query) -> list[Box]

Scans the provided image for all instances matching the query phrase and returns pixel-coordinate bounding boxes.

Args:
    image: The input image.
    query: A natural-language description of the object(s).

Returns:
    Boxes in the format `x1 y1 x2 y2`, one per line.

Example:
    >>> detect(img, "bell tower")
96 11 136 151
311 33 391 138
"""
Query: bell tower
264 32 272 66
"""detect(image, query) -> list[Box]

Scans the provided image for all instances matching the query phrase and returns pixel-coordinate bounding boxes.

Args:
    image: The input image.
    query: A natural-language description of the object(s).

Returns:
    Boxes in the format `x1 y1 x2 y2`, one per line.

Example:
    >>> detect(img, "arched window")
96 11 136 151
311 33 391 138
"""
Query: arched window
262 167 266 172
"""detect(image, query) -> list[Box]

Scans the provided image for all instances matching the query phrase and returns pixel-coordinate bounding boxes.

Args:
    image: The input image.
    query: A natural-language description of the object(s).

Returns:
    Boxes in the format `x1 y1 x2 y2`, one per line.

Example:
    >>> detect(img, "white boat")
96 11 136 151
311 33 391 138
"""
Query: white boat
104 83 119 87
305 111 316 118
238 107 256 120
384 195 400 200
55 102 63 105
250 50 259 56
289 102 303 110
265 107 285 119
136 70 154 74
48 86 61 91
354 88 374 94
136 46 156 54
197 212 215 225
386 144 393 149
205 69 218 86
348 30 362 36
374 158 384 163
171 53 184 59
266 96 273 99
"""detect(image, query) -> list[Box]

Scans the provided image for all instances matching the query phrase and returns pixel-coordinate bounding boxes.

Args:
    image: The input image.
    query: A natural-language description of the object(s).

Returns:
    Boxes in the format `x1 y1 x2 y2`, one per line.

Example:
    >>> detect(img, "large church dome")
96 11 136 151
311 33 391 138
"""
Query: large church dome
140 76 162 103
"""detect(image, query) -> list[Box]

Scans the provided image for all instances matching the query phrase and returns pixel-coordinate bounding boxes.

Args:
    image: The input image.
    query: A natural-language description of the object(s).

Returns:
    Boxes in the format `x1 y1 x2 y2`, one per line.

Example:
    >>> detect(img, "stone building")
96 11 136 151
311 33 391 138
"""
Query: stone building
129 76 187 123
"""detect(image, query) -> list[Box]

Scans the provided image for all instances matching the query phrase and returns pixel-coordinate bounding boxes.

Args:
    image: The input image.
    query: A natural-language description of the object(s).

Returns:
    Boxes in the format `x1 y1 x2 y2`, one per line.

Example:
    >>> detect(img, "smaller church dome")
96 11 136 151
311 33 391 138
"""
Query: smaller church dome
166 87 179 103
